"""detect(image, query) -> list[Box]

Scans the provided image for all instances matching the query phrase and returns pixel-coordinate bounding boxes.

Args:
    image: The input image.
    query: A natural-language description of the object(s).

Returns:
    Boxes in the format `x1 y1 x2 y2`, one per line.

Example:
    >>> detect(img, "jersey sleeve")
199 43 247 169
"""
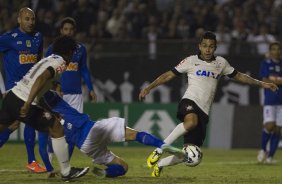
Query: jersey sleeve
0 33 10 52
173 57 190 75
48 56 66 76
221 58 235 76
80 45 94 91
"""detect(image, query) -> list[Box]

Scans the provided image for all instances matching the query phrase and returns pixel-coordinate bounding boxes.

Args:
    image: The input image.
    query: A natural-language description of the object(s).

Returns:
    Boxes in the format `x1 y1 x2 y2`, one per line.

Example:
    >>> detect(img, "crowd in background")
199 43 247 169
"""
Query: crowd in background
0 0 282 55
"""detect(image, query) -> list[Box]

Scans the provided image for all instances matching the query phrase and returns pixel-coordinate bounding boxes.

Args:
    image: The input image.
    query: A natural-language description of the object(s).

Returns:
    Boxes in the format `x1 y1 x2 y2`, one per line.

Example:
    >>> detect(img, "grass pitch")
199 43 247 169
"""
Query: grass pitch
0 144 281 184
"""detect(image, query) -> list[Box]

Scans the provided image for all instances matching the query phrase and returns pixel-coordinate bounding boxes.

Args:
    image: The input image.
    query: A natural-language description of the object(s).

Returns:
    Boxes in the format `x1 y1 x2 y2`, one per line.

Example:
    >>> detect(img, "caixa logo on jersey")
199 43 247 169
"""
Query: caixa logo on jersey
196 70 220 79
56 64 66 74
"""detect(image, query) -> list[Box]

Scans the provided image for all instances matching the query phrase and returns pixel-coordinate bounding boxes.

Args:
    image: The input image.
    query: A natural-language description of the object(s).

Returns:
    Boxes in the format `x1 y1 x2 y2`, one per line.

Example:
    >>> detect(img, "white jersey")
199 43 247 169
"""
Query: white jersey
12 54 66 104
175 55 235 114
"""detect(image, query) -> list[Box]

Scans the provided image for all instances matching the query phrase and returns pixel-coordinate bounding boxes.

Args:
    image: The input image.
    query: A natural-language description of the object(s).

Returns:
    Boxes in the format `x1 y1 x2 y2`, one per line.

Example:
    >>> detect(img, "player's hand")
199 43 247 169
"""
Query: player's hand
262 82 278 92
90 90 97 103
139 88 150 101
20 102 31 118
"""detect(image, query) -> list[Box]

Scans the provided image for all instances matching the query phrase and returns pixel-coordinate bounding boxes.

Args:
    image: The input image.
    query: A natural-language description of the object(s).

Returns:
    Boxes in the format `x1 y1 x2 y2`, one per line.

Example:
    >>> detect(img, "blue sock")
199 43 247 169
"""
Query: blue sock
268 133 280 157
0 128 12 148
136 132 164 148
24 125 36 164
261 129 271 151
38 132 53 172
105 164 126 177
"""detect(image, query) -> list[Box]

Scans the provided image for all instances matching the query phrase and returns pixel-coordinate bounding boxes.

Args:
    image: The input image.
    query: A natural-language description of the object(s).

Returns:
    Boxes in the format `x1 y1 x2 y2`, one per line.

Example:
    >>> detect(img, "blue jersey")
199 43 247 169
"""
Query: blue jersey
43 91 94 148
0 28 43 90
260 58 282 105
45 43 93 94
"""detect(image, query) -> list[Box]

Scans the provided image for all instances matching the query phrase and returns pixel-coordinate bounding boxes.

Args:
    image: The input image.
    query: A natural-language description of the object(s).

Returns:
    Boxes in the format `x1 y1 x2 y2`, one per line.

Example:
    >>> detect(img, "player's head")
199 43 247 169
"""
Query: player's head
52 35 77 63
199 31 217 61
269 41 281 61
17 7 35 33
59 17 76 37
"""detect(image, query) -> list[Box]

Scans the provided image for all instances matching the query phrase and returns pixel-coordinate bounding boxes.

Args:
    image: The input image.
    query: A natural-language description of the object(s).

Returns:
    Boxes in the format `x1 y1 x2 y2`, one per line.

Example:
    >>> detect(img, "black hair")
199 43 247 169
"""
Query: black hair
60 17 76 29
52 35 76 56
269 41 281 50
200 31 217 44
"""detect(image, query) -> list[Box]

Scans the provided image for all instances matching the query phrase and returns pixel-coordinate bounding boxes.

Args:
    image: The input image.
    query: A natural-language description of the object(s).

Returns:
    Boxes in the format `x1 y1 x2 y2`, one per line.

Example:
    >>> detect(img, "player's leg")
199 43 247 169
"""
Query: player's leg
46 116 89 180
147 99 201 167
38 132 55 175
0 121 19 147
152 155 183 177
258 105 275 163
266 106 282 163
24 124 47 173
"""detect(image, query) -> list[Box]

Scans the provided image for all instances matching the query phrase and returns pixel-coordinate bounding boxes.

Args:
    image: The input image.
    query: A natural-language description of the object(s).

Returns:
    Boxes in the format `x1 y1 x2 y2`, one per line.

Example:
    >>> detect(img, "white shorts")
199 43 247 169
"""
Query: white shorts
80 117 126 165
263 105 282 126
63 94 83 113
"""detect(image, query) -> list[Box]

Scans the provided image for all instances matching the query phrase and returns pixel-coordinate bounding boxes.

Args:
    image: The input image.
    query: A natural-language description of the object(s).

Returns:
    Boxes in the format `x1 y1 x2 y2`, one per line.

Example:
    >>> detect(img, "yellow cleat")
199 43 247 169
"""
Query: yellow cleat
147 150 162 168
151 164 163 177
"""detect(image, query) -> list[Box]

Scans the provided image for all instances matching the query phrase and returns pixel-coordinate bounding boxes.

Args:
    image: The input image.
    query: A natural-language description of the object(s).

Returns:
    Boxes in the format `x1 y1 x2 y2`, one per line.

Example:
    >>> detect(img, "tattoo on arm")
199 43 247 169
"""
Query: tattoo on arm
234 72 262 87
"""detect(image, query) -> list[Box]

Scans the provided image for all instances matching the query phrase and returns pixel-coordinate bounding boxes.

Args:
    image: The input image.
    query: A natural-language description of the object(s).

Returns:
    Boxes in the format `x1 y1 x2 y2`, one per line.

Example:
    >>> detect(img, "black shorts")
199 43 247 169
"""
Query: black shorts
0 91 55 132
176 98 209 147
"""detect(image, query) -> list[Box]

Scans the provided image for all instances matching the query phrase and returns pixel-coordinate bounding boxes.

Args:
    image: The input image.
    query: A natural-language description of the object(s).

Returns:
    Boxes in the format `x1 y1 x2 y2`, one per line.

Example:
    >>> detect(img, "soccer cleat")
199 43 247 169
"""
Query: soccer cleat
257 150 266 163
147 149 162 168
161 144 185 158
61 167 89 182
26 161 47 173
92 167 106 179
265 157 278 164
151 164 163 177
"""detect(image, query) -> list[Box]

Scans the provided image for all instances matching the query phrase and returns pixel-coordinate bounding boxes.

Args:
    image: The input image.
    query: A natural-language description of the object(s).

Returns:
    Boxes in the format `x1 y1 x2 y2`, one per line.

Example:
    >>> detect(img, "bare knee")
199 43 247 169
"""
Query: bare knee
183 113 198 130
48 118 64 138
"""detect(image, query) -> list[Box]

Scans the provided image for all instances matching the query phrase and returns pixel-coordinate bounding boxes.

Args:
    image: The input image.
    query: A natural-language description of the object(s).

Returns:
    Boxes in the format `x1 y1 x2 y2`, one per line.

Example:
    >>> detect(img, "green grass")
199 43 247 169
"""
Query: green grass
0 144 282 184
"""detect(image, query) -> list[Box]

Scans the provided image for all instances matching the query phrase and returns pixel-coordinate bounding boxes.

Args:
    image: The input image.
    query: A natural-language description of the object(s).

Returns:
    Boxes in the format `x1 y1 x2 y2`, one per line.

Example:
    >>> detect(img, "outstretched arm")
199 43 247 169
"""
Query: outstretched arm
233 72 278 92
139 70 176 101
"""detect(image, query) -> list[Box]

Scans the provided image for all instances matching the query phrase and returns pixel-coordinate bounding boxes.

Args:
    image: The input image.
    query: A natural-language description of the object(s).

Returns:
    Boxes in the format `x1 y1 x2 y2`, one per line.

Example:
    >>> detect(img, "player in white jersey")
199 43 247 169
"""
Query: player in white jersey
0 36 89 181
139 31 278 177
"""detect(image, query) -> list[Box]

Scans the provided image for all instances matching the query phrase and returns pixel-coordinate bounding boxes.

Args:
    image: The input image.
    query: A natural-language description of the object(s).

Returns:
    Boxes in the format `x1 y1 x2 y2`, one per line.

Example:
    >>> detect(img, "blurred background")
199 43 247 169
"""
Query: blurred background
1 0 282 148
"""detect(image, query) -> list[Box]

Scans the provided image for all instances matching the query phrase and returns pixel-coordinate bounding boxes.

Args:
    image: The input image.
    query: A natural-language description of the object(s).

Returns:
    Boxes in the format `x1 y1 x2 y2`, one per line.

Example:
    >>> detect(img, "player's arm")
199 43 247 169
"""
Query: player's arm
139 70 176 101
233 71 278 92
80 46 96 103
20 67 54 117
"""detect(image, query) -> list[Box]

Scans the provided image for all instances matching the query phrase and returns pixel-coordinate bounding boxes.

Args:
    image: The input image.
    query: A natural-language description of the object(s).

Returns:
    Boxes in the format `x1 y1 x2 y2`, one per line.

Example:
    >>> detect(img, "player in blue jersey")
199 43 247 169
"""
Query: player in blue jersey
40 90 184 178
257 41 282 164
0 7 47 173
46 17 96 113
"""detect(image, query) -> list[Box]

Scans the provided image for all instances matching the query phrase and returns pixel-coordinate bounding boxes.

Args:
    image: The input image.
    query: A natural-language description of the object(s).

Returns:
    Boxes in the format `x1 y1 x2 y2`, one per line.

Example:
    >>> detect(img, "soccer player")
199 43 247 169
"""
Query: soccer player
40 90 184 178
257 41 282 164
138 31 278 177
39 17 97 173
0 36 89 181
0 7 46 173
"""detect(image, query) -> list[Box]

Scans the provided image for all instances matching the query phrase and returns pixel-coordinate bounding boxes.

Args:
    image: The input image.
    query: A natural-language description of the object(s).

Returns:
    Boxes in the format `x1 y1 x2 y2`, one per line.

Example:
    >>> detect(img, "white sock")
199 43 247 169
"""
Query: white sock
51 137 71 176
164 123 187 144
158 155 183 167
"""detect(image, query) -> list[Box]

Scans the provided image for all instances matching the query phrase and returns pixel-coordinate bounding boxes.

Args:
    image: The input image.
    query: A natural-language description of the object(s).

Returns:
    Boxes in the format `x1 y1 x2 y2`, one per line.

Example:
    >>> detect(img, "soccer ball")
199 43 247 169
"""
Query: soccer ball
182 145 203 167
